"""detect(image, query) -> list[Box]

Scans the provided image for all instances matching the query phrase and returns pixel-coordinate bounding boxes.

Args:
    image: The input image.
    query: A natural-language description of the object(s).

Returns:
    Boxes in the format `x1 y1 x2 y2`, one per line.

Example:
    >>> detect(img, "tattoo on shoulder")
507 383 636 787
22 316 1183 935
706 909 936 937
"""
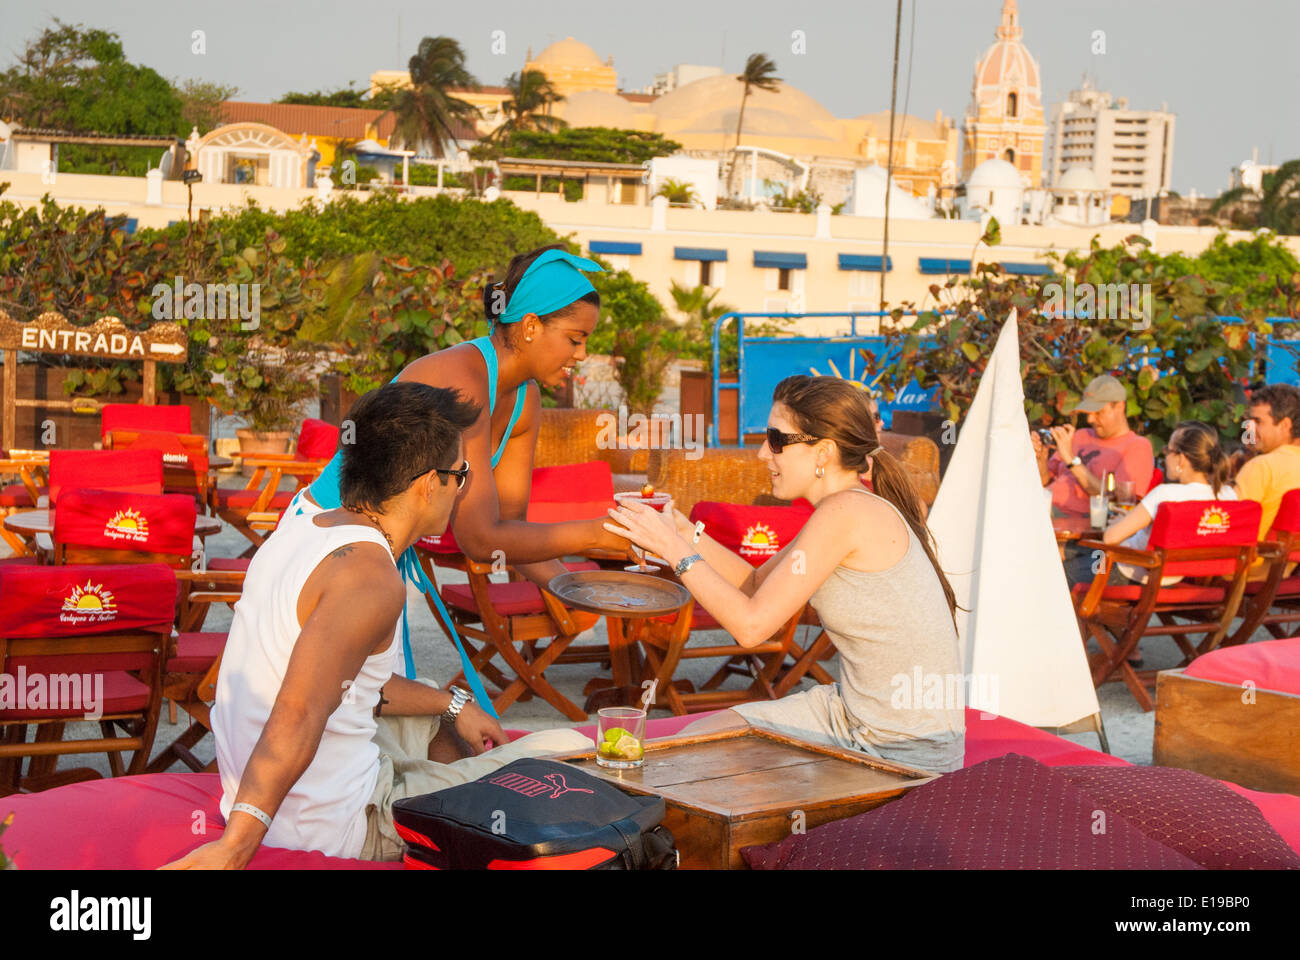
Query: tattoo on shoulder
328 545 357 560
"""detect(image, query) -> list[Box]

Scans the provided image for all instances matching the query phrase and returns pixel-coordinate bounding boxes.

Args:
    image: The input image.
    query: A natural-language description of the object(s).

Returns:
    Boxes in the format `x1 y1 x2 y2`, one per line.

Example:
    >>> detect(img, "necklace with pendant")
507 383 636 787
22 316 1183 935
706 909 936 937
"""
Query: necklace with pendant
343 503 397 557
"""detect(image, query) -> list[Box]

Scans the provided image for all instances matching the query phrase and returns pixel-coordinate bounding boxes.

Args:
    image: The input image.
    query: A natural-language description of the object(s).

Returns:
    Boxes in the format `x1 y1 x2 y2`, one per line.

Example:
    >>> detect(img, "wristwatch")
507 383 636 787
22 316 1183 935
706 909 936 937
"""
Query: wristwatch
1068 455 1083 468
674 553 704 577
441 687 474 725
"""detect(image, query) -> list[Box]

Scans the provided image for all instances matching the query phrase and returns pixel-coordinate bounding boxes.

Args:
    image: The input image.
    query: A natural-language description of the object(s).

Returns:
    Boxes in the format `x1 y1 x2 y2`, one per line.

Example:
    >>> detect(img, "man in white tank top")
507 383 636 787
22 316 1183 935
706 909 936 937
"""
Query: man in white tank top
164 383 588 868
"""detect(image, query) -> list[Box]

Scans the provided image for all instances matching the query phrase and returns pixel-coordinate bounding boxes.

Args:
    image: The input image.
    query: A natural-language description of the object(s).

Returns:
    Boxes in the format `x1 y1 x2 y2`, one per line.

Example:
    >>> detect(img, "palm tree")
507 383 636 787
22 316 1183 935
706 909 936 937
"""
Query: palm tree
725 53 781 200
387 36 480 159
655 178 698 206
496 69 567 139
1211 159 1300 235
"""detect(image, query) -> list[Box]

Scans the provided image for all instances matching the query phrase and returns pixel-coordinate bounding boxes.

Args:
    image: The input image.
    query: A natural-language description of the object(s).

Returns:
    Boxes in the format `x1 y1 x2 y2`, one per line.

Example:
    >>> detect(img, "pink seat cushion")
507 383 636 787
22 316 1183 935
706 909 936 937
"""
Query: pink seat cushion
962 708 1129 768
1071 581 1226 606
0 482 37 507
0 669 148 720
0 774 398 869
743 754 1203 869
167 632 225 673
1246 575 1300 596
1183 636 1300 695
208 556 251 572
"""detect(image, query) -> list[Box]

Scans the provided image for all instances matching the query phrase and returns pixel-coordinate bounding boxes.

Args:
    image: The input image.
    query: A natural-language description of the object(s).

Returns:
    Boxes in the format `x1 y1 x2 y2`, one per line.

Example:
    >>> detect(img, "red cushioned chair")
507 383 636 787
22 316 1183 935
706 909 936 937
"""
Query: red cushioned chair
213 418 338 556
1075 499 1262 711
635 501 822 716
49 490 243 773
103 429 212 507
414 462 618 721
100 403 193 439
1221 488 1300 646
0 563 175 794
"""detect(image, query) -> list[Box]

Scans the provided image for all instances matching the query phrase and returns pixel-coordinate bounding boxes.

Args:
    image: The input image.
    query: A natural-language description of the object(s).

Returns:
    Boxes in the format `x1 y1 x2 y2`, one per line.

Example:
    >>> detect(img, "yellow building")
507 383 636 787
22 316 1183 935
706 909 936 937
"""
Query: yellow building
523 37 618 98
961 0 1045 187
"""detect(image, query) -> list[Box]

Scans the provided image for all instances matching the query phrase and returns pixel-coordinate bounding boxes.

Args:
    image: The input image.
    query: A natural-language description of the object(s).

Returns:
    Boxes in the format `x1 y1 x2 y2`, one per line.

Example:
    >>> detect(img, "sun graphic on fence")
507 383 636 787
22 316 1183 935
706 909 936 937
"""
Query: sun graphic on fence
63 581 118 612
1196 506 1232 536
807 355 879 395
105 508 148 537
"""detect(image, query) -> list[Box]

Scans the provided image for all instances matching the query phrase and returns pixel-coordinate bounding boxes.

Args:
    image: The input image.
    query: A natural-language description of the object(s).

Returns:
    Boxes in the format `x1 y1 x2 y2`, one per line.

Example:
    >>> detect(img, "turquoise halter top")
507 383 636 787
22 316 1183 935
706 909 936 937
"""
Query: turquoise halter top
299 337 529 715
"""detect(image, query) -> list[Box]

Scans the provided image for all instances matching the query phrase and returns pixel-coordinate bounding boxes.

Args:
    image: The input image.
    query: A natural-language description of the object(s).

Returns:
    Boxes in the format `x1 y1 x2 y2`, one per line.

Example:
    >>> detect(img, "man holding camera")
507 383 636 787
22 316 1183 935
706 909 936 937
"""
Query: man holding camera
1032 374 1154 585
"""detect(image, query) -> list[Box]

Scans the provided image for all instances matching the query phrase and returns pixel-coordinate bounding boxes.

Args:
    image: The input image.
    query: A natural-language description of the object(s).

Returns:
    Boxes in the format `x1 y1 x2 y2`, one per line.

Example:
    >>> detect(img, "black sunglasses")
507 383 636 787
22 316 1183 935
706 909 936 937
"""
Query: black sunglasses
765 428 820 455
410 458 470 490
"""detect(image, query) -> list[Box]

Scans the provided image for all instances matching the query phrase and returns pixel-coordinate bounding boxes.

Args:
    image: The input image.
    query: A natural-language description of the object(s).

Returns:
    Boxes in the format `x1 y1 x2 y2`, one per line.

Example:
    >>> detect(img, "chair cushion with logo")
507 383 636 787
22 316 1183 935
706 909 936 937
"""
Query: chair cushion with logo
55 489 197 556
688 501 814 568
48 449 164 505
0 563 176 638
1146 500 1261 577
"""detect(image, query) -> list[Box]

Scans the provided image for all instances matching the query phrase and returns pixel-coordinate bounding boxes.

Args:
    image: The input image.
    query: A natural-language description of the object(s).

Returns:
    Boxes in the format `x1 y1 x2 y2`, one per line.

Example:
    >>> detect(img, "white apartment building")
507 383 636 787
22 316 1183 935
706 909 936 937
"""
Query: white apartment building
1046 82 1175 199
644 64 722 96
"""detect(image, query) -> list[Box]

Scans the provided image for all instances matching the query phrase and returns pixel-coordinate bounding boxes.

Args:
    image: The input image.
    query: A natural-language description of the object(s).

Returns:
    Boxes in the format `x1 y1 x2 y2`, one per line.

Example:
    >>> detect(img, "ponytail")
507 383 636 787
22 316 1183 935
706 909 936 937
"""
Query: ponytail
1168 420 1231 497
870 448 959 626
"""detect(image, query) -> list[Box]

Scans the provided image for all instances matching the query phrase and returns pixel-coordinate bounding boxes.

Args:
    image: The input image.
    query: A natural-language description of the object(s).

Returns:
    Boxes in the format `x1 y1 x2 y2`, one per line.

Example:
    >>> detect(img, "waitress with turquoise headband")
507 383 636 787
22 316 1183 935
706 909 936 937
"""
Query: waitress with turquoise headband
292 244 632 717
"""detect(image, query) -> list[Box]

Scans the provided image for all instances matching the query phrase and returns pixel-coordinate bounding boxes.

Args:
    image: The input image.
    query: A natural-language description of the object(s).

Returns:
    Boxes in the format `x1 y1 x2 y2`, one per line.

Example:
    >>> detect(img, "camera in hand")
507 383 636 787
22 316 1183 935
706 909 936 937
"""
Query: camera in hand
1036 428 1057 449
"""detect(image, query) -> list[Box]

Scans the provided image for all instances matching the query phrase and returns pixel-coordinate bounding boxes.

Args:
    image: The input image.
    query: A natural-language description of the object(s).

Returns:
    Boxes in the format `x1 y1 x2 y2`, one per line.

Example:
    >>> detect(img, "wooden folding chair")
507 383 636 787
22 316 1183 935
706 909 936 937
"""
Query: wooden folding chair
1220 489 1300 646
0 563 175 795
1075 499 1261 711
634 502 820 716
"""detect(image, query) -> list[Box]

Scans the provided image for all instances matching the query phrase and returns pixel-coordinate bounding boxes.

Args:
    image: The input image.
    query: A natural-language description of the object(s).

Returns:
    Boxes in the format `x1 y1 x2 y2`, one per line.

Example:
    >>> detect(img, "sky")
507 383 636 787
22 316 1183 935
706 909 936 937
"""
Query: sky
4 0 1298 195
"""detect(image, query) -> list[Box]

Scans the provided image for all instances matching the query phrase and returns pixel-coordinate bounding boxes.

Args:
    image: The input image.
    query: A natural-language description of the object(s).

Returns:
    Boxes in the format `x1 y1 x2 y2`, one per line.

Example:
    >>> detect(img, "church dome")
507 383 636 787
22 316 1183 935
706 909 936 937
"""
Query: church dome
1056 164 1103 191
972 0 1041 108
532 37 605 68
967 157 1022 189
649 75 840 141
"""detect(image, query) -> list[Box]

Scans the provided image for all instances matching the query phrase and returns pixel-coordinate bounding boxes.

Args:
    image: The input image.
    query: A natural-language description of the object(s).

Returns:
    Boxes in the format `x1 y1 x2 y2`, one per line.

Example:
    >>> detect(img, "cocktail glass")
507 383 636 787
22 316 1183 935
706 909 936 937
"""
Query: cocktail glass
596 707 647 769
613 491 673 572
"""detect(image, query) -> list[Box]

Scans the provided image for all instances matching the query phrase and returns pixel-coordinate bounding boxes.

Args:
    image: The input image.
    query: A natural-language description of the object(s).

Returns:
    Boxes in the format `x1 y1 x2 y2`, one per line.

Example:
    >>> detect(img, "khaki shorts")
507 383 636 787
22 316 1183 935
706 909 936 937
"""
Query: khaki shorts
733 683 963 774
361 679 591 861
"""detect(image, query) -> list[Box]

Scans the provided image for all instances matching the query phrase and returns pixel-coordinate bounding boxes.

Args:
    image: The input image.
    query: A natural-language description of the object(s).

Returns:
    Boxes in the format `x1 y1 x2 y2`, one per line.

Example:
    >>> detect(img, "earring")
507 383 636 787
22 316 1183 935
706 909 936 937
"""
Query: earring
815 465 825 479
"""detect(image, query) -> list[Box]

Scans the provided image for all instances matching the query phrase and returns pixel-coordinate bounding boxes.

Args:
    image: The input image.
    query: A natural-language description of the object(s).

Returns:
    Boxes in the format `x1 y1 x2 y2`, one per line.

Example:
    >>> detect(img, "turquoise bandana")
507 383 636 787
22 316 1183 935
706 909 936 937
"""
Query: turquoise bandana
496 249 603 325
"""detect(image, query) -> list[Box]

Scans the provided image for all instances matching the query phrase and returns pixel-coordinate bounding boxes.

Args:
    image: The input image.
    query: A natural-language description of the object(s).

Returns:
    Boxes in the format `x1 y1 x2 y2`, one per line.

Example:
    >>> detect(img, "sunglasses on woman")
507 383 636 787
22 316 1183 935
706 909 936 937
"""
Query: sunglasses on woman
765 428 820 455
410 458 471 490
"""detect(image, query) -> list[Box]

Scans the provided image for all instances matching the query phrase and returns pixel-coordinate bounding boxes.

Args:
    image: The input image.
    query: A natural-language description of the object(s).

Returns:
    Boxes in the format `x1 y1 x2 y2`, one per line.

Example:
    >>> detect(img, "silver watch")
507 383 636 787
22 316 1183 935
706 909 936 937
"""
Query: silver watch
441 687 474 725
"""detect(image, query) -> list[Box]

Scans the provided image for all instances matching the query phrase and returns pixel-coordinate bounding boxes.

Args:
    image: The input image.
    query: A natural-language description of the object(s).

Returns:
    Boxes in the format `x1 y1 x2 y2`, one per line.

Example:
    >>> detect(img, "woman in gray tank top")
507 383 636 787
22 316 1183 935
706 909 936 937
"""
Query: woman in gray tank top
605 375 964 773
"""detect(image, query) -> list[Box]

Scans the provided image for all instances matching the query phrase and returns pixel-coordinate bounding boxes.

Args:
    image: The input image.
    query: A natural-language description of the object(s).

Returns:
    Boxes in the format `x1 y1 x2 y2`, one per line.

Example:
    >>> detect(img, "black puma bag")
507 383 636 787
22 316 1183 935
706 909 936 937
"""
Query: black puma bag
392 758 677 870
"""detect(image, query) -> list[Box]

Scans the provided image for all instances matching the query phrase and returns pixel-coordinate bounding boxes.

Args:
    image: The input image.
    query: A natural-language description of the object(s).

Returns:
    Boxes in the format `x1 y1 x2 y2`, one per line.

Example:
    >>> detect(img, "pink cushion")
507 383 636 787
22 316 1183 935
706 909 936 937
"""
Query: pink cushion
1184 636 1300 695
742 754 1203 869
0 669 149 720
961 708 1130 768
167 632 225 673
1071 581 1227 606
208 556 251 572
527 500 614 523
442 562 601 618
0 774 397 869
0 482 36 507
531 462 614 502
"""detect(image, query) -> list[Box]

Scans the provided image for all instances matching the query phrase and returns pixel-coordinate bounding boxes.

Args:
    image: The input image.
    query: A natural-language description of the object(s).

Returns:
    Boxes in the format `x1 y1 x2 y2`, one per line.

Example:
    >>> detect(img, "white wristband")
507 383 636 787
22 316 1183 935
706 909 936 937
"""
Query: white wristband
692 521 705 545
231 802 273 829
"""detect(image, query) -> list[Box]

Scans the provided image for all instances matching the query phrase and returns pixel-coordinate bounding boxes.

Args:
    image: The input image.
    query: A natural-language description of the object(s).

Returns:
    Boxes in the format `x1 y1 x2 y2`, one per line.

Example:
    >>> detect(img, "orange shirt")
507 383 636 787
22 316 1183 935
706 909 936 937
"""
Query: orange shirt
1233 443 1300 538
1048 428 1154 517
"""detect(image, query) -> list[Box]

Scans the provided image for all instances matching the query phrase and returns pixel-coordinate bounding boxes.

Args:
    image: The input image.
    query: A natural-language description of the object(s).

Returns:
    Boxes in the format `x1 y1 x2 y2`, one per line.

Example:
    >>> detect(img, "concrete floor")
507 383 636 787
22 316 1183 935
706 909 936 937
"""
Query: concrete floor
6 468 1275 779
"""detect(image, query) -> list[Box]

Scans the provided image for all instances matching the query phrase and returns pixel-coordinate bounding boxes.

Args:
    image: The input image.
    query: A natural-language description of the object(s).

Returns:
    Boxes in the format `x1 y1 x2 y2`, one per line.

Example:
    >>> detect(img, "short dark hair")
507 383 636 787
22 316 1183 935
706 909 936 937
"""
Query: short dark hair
340 382 480 509
1251 383 1300 438
486 243 601 345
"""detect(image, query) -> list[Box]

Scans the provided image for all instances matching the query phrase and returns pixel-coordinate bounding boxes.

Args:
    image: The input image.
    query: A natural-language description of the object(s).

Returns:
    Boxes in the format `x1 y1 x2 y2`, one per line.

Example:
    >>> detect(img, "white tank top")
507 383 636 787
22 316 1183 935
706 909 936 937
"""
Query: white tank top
212 509 401 859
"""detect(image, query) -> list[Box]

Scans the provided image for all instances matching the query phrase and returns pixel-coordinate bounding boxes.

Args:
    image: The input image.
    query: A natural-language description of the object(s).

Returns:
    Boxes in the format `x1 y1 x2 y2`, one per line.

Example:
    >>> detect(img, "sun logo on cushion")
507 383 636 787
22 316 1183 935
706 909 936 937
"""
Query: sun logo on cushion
740 522 780 558
104 508 149 542
1196 506 1231 536
61 581 119 623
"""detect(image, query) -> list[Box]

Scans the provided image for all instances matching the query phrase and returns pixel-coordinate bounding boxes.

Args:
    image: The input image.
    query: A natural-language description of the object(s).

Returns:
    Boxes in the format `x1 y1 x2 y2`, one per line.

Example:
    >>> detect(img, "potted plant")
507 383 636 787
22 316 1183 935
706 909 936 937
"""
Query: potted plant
222 351 319 458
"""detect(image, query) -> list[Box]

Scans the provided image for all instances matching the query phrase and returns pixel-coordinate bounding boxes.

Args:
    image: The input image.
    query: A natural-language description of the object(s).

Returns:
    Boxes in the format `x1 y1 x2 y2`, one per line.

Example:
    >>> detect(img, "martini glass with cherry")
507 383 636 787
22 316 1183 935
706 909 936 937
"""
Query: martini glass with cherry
614 483 673 572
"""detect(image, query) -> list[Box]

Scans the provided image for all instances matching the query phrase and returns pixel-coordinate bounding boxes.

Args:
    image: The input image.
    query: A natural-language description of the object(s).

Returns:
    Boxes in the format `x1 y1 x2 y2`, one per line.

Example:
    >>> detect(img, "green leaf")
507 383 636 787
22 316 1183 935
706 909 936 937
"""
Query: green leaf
960 342 980 362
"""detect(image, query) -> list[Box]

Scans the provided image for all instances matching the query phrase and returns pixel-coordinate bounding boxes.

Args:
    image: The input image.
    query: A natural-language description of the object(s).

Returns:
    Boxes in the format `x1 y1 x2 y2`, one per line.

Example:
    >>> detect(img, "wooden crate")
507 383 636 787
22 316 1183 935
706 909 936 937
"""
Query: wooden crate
555 727 934 869
1154 668 1300 796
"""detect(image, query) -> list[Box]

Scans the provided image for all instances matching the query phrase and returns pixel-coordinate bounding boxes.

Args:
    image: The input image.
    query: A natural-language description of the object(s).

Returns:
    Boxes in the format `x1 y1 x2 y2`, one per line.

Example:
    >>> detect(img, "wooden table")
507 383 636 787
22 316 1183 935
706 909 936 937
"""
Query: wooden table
555 727 934 869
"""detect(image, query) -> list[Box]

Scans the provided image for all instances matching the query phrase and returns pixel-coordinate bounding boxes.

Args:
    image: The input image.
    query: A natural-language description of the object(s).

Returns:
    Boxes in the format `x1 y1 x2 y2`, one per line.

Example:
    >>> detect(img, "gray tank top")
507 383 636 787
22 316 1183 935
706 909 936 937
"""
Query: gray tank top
811 488 965 772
